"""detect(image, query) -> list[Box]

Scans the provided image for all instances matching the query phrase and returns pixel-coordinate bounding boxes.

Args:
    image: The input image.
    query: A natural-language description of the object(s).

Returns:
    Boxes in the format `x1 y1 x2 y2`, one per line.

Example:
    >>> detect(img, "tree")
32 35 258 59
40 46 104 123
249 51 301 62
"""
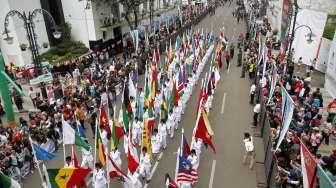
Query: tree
121 0 146 30
91 0 147 30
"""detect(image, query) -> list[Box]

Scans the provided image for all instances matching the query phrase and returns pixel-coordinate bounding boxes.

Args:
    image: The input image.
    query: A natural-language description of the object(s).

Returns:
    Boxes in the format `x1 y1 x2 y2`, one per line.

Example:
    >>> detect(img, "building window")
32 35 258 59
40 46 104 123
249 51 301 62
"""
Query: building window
103 31 107 40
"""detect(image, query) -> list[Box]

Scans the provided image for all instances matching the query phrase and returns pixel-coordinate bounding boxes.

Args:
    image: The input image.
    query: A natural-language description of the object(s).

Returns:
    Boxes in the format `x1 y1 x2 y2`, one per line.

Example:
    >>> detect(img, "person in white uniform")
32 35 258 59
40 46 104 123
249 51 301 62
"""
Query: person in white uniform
139 147 151 183
187 149 199 170
174 101 182 124
132 117 142 146
110 147 122 169
124 170 142 188
151 128 161 160
191 138 202 162
81 141 93 169
93 163 107 188
158 119 168 149
167 110 176 138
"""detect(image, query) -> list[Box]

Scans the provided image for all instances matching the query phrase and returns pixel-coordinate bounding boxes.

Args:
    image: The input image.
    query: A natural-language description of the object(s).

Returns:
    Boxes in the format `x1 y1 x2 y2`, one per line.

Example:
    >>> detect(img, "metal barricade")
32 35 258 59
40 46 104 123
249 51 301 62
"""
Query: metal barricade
259 99 279 187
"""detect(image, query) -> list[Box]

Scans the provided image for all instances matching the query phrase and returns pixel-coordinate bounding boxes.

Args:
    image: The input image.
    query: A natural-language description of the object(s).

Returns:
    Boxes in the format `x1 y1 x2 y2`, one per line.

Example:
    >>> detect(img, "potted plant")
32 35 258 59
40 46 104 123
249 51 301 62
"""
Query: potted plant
43 42 48 48
20 43 28 51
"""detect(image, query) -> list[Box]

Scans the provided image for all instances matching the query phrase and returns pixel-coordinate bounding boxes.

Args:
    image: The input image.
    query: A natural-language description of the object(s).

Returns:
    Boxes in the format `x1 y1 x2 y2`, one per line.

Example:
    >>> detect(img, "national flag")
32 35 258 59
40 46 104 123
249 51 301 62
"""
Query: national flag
151 66 158 100
300 142 317 188
144 76 151 107
122 103 130 132
0 171 21 188
107 155 128 180
173 81 179 107
165 174 179 188
127 140 139 174
175 35 181 52
317 164 335 188
111 120 124 149
275 86 294 150
147 105 155 132
195 82 206 118
47 168 91 188
142 120 151 152
160 92 168 122
99 106 112 139
176 156 198 184
96 131 106 166
33 144 55 161
195 107 216 153
177 66 184 97
181 134 190 157
62 119 90 151
76 122 86 139
153 47 160 65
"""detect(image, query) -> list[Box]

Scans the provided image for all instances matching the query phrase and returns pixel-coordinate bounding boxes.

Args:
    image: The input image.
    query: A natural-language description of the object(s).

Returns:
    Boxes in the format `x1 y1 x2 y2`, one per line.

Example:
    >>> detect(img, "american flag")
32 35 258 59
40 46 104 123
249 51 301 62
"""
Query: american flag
176 156 198 185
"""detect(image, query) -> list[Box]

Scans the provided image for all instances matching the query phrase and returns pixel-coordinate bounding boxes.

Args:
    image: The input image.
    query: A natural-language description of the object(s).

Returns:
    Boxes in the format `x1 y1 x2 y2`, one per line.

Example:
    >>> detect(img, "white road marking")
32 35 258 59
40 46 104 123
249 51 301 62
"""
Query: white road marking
143 152 163 188
221 92 227 114
209 160 217 188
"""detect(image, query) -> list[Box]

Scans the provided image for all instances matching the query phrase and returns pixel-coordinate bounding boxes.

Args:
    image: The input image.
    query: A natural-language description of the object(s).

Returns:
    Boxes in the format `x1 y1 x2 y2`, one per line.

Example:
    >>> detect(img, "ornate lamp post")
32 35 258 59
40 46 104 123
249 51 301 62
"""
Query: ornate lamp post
3 9 61 77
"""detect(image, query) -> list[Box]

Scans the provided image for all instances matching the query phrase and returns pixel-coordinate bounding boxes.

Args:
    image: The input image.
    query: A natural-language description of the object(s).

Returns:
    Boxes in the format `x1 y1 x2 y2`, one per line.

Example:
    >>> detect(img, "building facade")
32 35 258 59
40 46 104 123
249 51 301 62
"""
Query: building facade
0 0 51 66
0 0 181 66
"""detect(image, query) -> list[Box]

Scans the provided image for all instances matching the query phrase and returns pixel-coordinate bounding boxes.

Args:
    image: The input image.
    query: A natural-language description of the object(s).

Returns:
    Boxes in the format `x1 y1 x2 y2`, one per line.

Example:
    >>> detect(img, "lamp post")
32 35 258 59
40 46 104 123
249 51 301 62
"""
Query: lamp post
3 9 61 77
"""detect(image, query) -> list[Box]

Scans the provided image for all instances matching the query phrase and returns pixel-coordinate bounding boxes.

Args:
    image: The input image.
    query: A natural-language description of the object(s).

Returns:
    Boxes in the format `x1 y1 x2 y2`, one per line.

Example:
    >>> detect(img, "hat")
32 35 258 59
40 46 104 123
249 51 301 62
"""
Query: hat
313 127 319 131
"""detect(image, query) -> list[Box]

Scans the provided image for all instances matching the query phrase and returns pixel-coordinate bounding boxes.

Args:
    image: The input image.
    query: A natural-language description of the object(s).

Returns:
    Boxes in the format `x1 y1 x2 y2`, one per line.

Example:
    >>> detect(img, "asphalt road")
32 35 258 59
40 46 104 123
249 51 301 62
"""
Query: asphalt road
22 3 258 188
148 4 257 188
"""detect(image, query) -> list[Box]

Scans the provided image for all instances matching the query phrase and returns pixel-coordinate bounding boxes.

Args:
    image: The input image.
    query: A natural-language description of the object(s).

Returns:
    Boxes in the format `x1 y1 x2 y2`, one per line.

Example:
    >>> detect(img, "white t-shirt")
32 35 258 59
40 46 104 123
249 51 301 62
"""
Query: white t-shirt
250 84 256 94
253 104 261 113
243 137 254 152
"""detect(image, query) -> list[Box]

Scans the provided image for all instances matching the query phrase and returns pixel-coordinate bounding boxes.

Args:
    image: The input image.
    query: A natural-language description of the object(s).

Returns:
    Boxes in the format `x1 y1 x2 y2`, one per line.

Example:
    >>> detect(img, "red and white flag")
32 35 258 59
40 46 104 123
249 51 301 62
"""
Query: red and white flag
300 142 317 188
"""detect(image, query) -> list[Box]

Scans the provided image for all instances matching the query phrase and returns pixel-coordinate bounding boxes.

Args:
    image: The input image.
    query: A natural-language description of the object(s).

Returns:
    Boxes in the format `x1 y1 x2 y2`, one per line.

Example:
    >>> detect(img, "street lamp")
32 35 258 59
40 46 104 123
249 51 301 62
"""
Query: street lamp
294 24 314 44
3 9 61 77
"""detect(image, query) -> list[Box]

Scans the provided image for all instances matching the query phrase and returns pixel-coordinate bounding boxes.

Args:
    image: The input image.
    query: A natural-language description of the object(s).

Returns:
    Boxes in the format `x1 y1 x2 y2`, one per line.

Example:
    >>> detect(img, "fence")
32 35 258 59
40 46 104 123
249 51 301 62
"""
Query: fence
258 98 280 187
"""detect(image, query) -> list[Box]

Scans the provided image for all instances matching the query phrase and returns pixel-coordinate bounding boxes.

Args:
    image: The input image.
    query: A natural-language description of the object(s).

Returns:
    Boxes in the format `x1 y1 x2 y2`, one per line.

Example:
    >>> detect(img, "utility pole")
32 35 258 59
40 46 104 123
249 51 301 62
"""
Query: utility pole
287 0 298 61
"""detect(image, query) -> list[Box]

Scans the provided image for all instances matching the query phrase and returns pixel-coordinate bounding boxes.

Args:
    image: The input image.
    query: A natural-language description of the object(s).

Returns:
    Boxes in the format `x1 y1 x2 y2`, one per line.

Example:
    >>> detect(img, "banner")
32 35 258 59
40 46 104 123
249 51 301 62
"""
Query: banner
317 164 335 188
300 142 317 188
275 86 294 150
267 64 278 105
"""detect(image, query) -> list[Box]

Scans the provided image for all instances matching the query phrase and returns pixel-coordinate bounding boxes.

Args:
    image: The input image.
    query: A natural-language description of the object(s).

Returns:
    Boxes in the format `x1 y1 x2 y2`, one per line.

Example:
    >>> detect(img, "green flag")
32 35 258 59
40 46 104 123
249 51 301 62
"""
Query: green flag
317 164 335 188
122 103 130 132
0 171 21 188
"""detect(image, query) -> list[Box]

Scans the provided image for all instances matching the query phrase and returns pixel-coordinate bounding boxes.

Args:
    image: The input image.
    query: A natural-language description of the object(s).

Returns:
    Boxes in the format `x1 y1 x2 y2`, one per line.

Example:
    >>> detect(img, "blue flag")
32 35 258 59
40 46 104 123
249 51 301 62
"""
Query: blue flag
178 156 193 174
33 144 55 161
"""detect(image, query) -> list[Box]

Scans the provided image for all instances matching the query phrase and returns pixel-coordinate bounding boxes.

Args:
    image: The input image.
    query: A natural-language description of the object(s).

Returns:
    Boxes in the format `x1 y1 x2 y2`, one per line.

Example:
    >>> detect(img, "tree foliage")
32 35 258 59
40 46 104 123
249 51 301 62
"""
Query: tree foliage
91 0 147 29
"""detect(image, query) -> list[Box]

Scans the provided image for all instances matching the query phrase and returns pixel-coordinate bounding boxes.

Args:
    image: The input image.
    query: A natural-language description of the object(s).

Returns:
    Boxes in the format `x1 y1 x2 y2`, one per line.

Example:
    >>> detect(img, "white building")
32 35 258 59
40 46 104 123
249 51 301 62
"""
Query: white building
0 0 50 66
0 0 180 66
61 0 180 50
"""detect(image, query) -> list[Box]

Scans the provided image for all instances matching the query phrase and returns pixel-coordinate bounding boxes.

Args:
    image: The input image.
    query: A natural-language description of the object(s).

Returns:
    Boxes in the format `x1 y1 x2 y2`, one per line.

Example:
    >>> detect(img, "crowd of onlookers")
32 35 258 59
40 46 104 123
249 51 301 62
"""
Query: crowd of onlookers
242 11 336 186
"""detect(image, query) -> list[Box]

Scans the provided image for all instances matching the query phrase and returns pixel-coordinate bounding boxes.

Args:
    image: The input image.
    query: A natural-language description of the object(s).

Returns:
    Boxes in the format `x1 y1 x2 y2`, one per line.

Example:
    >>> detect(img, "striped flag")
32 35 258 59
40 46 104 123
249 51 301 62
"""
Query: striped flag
176 156 198 185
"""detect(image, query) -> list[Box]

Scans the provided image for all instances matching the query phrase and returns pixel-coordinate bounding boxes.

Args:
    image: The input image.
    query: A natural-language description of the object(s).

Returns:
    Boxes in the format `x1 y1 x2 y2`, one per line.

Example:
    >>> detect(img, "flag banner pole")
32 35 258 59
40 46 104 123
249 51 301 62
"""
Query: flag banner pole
174 148 180 180
28 136 45 187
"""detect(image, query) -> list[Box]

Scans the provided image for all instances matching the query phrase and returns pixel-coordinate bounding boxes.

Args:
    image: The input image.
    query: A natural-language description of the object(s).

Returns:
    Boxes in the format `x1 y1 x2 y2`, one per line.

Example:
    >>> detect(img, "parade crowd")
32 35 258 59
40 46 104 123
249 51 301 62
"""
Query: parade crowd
242 13 336 186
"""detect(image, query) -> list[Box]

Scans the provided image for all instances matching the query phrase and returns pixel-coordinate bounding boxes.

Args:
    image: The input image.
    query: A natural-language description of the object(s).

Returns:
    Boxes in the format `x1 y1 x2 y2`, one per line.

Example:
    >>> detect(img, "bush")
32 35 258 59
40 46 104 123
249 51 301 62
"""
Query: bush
40 22 89 64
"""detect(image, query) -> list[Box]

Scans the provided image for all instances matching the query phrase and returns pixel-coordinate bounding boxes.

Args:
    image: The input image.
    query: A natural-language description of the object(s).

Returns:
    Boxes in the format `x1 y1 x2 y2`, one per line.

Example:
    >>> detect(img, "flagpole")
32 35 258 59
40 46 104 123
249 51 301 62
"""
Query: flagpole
174 148 180 180
28 137 45 187
94 118 98 164
62 116 66 165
